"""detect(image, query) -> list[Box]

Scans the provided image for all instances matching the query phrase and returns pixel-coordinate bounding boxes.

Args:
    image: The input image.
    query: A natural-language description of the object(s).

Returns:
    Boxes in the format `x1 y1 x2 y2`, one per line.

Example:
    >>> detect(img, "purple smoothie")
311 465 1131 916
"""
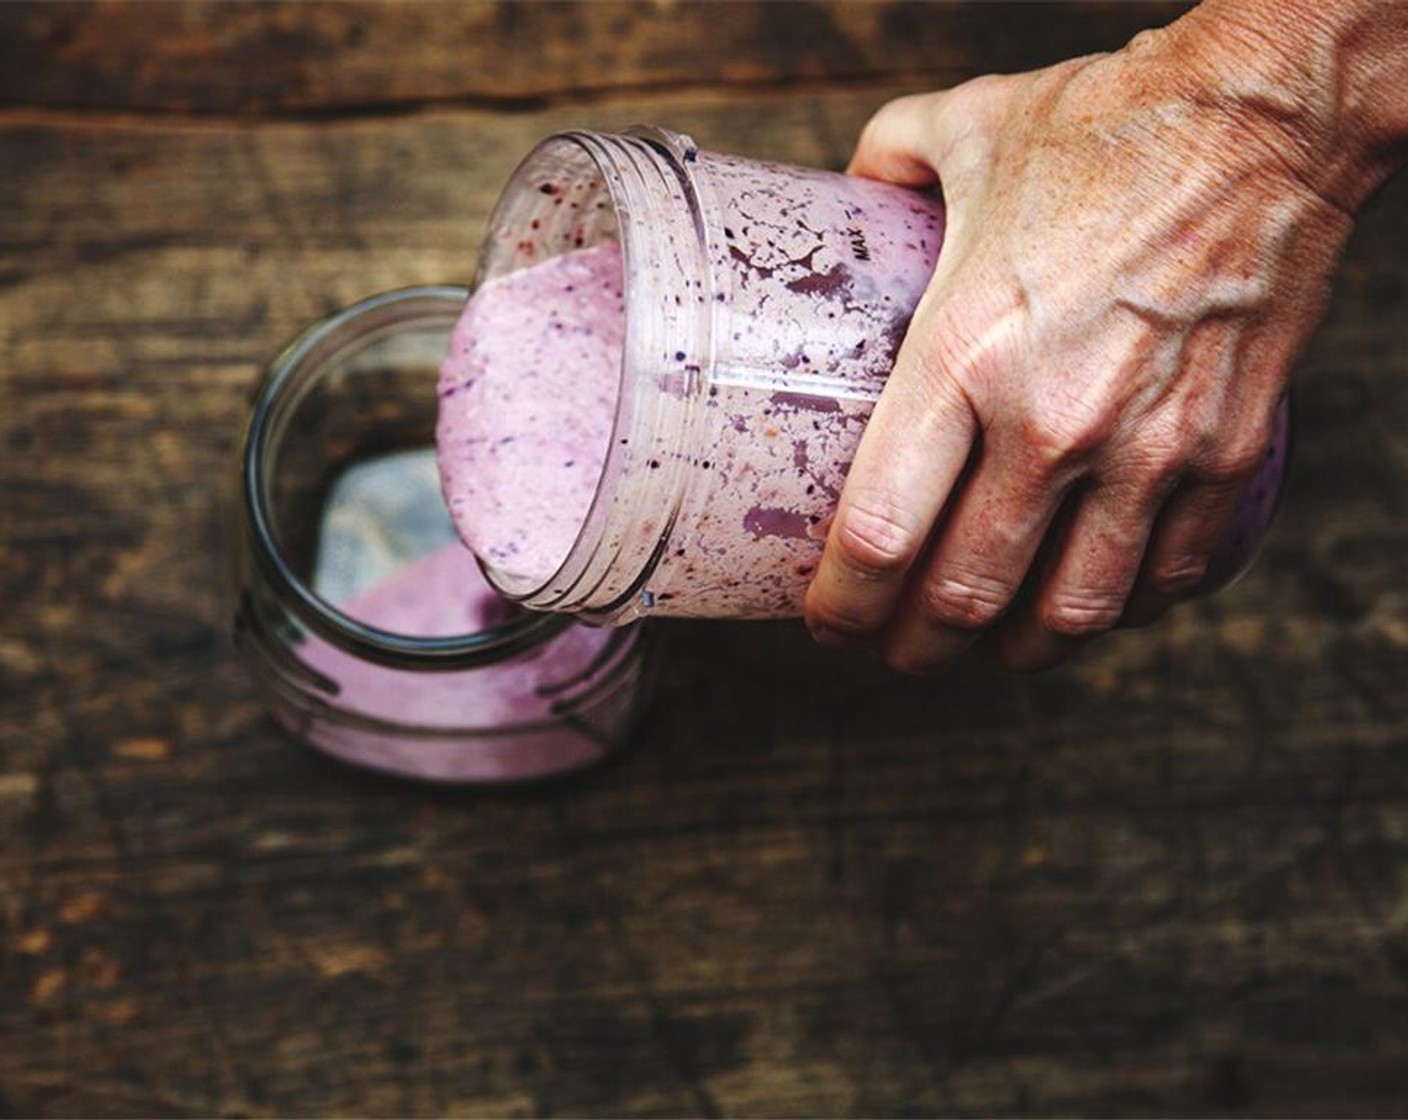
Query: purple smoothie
438 144 1288 619
437 244 621 587
290 541 634 782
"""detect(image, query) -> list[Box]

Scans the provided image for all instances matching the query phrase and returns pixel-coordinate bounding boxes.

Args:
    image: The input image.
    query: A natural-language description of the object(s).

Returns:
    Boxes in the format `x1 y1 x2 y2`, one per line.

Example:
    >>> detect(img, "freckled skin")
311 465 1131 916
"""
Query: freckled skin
805 0 1408 674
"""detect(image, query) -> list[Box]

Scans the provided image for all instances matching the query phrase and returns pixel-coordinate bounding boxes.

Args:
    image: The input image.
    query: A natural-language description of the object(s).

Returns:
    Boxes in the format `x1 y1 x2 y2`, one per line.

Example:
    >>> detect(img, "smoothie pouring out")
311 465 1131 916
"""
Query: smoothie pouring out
437 243 622 589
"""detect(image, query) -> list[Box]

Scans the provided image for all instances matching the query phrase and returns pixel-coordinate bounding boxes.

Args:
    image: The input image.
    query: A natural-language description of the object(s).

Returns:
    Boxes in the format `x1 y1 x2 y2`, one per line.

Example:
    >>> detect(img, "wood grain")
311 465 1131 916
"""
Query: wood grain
0 2 1191 114
3 2 1408 1116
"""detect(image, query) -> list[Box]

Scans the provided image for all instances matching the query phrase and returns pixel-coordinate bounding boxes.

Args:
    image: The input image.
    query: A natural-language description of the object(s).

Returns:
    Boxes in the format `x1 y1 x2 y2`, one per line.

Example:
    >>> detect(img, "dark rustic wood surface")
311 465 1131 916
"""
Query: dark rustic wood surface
3 2 1408 1116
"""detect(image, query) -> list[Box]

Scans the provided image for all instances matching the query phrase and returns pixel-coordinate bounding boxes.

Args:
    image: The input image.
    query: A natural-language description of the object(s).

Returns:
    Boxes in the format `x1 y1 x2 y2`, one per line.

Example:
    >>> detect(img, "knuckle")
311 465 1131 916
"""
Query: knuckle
878 91 934 121
1041 588 1127 638
907 319 985 398
1017 409 1106 479
1142 395 1217 461
911 287 1025 396
920 571 1012 631
862 93 940 149
1183 415 1225 460
1126 28 1163 54
856 110 892 154
1123 472 1181 519
1202 429 1274 485
1204 450 1262 485
1127 438 1181 476
834 490 924 579
1123 426 1192 490
874 91 929 123
1147 555 1209 595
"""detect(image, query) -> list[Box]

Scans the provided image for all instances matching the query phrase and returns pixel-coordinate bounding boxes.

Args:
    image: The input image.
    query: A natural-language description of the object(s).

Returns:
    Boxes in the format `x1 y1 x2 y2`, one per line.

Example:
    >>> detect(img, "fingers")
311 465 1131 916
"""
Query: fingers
803 362 977 646
814 55 1313 681
1119 403 1284 628
876 433 1073 675
1114 476 1249 631
1200 396 1291 591
808 83 997 651
847 93 944 186
993 478 1161 671
1141 447 1265 599
848 77 1012 202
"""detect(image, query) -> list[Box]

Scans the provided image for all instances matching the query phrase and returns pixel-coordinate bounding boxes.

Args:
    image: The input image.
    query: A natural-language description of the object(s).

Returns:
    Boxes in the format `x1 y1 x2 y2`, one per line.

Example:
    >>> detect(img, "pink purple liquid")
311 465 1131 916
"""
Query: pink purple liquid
289 541 633 782
438 151 1287 618
437 244 621 586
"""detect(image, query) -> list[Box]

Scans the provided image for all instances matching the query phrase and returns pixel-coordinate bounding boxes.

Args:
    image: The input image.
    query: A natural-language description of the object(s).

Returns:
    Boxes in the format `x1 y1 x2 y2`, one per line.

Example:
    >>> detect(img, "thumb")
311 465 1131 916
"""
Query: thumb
847 92 947 186
849 78 1014 209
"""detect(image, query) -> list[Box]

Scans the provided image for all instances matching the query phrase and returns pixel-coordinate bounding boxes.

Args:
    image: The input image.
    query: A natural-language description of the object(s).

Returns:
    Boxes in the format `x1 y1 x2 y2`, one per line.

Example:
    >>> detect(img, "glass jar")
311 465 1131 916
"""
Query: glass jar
233 286 652 783
457 126 1289 625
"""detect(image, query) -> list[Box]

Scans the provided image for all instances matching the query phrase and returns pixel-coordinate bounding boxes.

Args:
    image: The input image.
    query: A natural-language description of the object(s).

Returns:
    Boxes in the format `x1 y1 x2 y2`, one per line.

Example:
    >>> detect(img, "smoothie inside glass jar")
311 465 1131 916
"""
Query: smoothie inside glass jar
234 286 651 784
437 126 1289 625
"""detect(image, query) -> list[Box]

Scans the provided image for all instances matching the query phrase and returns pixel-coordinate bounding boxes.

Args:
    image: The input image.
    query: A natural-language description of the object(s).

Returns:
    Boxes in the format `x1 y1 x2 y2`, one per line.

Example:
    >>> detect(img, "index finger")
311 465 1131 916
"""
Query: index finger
804 334 977 645
806 91 977 646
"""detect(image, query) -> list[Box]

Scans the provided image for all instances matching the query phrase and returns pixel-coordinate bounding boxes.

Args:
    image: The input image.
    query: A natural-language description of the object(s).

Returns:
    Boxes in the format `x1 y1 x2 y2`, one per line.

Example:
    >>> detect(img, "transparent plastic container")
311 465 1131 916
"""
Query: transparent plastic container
454 126 1289 625
457 126 945 622
234 287 652 783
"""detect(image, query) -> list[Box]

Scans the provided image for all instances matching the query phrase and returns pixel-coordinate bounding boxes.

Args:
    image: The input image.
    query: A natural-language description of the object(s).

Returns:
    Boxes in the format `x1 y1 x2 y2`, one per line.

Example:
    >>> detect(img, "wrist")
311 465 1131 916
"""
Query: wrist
1159 0 1408 210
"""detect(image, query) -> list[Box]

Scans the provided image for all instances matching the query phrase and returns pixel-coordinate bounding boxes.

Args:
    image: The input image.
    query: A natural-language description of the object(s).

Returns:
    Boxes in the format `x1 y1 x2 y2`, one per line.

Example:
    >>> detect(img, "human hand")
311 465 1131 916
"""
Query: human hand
804 19 1360 674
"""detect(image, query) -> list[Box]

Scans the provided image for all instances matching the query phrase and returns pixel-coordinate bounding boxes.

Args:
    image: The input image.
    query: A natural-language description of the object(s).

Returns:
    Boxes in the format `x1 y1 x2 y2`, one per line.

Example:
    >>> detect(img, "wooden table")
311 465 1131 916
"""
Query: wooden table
4 3 1408 1115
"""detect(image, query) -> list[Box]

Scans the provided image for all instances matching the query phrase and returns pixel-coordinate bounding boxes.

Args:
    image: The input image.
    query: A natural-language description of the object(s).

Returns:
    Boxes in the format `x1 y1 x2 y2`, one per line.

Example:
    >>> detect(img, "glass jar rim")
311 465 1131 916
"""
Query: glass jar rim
242 284 574 671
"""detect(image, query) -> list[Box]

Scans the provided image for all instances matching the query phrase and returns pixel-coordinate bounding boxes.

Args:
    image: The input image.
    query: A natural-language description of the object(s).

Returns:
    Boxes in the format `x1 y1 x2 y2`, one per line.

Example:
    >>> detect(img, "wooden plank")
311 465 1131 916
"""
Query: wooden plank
0 1 1191 114
3 75 1408 1117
